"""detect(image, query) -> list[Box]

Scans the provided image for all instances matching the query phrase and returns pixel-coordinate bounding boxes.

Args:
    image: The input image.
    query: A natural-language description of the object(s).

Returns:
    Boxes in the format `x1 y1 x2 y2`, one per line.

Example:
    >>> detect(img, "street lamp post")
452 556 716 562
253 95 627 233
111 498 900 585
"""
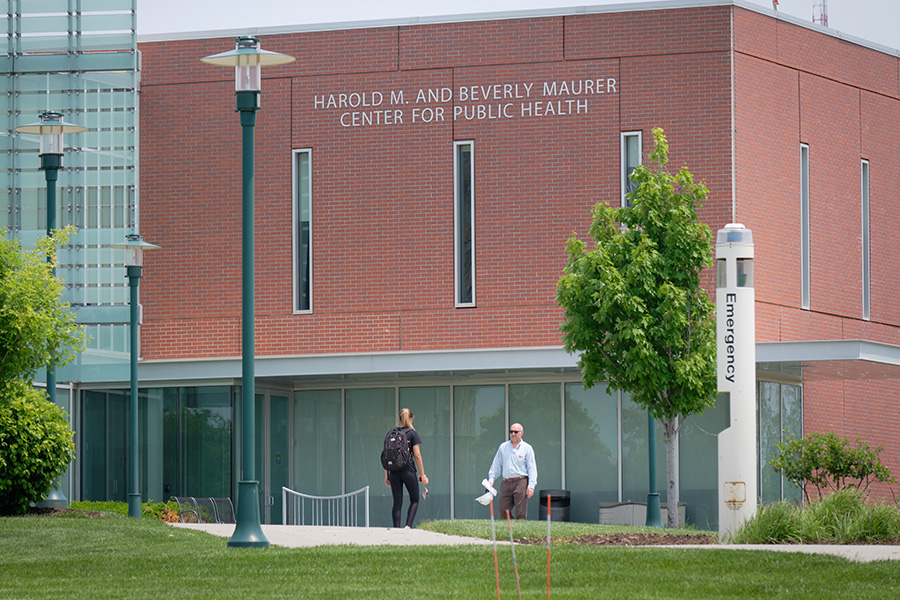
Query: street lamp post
15 112 87 405
202 36 294 548
15 112 87 508
107 234 160 518
645 411 663 527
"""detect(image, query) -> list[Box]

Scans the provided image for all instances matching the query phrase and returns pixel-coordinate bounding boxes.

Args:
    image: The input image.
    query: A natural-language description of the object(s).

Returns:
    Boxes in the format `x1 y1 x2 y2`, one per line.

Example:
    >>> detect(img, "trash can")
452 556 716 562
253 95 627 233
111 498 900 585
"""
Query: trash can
539 489 570 522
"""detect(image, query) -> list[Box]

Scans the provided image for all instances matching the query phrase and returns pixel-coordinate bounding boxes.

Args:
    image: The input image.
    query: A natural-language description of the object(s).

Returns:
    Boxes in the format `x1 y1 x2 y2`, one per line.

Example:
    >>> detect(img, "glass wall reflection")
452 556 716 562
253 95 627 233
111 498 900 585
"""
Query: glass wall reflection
79 377 799 531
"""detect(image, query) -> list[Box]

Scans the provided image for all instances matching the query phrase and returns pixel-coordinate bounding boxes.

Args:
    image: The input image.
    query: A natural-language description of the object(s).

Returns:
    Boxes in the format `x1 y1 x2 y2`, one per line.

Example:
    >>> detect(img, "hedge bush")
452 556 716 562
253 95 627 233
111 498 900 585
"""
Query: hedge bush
0 381 75 515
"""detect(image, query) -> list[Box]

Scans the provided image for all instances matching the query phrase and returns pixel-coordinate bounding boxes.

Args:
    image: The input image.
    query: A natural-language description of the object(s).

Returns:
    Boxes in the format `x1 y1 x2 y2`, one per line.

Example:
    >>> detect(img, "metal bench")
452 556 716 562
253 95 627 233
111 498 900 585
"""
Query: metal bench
171 496 235 524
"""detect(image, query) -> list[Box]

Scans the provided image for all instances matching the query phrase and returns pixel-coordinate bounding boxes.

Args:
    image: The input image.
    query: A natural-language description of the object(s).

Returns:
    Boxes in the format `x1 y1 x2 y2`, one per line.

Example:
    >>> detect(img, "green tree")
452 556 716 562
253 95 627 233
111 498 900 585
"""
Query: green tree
0 228 85 514
557 128 717 528
1 228 85 390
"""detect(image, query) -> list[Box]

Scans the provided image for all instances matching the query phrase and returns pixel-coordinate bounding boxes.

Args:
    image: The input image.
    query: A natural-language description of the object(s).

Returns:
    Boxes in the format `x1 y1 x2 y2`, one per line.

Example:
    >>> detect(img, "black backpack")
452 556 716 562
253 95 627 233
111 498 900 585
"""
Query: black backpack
381 427 411 471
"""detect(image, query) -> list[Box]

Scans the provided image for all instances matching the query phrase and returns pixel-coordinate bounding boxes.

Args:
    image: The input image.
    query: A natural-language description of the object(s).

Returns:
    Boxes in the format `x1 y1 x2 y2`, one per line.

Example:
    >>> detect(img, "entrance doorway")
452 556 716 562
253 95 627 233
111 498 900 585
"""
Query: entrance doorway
254 391 290 523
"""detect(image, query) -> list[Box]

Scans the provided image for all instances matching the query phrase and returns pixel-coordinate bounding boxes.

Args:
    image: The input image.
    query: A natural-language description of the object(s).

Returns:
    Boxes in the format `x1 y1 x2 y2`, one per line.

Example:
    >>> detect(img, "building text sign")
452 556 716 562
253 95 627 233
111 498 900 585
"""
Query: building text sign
312 78 618 128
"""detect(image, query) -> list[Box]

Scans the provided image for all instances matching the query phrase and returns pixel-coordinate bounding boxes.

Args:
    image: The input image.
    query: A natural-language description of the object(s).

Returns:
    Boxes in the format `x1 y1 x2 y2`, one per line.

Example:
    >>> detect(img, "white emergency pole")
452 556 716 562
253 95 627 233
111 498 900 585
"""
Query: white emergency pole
716 223 758 540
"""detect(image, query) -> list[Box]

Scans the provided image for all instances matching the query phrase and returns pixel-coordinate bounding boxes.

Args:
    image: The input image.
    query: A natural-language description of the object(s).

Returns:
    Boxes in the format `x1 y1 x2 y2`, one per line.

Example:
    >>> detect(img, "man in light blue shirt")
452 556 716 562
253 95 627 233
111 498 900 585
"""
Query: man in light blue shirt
486 423 537 519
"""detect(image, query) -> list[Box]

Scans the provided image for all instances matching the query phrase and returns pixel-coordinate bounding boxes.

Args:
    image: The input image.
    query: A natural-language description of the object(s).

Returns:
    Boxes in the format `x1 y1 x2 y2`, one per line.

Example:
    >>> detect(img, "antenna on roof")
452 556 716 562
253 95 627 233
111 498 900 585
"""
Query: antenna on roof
812 0 829 27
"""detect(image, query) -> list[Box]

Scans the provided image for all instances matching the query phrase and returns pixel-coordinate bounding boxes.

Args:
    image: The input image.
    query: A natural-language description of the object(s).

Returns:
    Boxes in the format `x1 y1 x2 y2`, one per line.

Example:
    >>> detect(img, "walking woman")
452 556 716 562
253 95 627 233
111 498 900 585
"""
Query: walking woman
383 408 429 528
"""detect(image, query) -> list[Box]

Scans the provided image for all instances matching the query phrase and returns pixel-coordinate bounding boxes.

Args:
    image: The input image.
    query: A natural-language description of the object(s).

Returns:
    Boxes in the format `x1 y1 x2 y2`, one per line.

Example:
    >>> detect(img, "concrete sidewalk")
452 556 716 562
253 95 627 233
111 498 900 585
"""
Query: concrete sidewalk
171 523 497 548
171 523 900 562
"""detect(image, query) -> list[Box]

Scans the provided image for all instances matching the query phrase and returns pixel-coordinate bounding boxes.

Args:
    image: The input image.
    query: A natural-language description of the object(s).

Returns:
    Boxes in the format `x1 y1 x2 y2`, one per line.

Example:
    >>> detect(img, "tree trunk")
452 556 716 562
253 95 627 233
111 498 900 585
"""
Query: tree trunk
662 415 680 529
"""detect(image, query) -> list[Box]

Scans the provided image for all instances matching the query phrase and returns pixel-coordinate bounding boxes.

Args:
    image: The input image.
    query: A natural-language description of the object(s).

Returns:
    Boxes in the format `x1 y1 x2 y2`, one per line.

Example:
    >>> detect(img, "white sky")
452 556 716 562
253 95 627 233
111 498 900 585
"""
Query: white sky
138 1 899 51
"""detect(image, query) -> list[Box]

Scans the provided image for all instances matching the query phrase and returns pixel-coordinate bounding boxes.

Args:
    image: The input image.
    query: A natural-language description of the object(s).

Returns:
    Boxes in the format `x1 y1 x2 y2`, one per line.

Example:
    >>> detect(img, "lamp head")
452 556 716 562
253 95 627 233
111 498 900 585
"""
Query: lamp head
15 111 87 158
201 36 295 93
106 232 160 268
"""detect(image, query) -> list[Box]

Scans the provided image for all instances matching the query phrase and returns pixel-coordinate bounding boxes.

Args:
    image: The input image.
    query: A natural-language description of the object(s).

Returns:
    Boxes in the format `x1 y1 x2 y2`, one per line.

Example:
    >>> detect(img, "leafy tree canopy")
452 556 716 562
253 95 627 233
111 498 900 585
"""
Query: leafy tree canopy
557 128 717 422
0 227 85 395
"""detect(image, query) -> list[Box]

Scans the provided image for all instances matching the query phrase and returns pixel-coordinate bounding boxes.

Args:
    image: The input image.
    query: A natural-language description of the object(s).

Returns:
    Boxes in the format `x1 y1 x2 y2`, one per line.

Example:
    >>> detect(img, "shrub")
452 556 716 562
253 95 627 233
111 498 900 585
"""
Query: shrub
770 432 895 501
735 488 900 544
0 381 75 515
730 501 802 544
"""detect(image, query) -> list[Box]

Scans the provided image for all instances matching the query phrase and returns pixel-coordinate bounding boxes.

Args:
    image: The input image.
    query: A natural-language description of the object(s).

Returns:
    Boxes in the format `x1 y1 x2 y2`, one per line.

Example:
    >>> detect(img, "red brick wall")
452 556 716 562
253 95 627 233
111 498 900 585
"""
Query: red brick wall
139 5 900 377
140 7 736 360
733 7 900 499
804 379 899 503
137 4 900 495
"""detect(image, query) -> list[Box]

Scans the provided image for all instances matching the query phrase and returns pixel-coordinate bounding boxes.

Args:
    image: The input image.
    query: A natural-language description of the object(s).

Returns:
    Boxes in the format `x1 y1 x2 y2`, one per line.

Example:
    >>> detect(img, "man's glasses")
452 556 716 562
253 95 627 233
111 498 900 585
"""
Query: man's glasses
509 430 522 434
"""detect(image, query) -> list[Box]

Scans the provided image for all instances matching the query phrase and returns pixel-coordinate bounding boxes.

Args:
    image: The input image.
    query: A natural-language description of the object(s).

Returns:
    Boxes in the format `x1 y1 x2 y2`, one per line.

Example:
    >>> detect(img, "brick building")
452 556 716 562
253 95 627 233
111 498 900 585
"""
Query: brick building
73 0 900 528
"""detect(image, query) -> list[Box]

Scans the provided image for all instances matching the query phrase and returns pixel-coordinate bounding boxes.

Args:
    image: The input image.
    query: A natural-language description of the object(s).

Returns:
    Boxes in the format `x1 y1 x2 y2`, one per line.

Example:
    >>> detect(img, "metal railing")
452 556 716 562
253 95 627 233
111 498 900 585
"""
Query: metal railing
282 486 370 527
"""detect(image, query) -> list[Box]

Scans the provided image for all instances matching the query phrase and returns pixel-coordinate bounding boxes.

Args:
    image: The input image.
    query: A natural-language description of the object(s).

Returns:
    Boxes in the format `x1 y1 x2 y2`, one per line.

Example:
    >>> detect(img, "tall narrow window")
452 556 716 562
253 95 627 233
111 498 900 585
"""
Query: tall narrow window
293 149 312 312
621 131 642 208
800 144 810 310
861 160 870 321
454 141 475 306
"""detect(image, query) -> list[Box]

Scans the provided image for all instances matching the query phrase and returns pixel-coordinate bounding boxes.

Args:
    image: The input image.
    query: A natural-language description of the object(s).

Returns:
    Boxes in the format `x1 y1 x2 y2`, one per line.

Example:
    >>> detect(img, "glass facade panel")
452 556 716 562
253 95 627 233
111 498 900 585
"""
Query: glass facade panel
621 394 666 503
509 383 561 519
80 390 125 501
179 387 233 497
345 388 396 527
294 390 342 495
781 384 803 503
565 384 618 523
679 393 729 530
453 385 504 519
78 377 738 527
758 381 803 504
758 381 782 503
400 387 452 521
4 4 138 386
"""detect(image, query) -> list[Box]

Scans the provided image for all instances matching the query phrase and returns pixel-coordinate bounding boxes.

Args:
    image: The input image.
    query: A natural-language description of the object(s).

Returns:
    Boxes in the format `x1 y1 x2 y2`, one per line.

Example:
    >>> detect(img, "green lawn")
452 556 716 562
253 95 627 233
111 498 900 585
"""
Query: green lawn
1 515 897 599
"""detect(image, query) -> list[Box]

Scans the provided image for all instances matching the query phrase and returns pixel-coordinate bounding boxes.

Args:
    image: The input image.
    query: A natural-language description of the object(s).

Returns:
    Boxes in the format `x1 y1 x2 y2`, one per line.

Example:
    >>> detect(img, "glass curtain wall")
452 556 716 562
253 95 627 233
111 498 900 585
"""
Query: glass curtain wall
80 378 793 528
2 1 139 385
80 386 233 503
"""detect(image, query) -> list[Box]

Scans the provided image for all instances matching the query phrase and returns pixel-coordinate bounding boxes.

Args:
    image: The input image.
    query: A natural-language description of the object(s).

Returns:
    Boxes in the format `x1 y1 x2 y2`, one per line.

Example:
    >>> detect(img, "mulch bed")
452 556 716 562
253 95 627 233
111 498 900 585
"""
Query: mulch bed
517 532 718 546
25 507 117 518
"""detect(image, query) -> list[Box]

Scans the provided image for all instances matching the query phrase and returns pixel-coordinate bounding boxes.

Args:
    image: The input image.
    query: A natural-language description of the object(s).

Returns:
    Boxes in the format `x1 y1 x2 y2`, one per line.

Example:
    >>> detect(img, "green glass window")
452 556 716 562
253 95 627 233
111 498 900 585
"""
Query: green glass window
759 381 802 504
454 141 475 306
345 388 396 527
679 393 729 529
621 394 666 504
453 385 504 518
294 390 343 496
294 150 312 312
509 383 561 519
400 387 451 521
565 383 618 523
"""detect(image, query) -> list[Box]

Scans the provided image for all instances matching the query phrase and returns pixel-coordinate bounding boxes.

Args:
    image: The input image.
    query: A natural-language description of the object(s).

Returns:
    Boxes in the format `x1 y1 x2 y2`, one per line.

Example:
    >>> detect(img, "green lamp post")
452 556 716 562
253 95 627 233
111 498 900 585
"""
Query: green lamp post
15 112 87 508
107 233 160 518
202 36 294 548
15 112 87 405
645 410 663 527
